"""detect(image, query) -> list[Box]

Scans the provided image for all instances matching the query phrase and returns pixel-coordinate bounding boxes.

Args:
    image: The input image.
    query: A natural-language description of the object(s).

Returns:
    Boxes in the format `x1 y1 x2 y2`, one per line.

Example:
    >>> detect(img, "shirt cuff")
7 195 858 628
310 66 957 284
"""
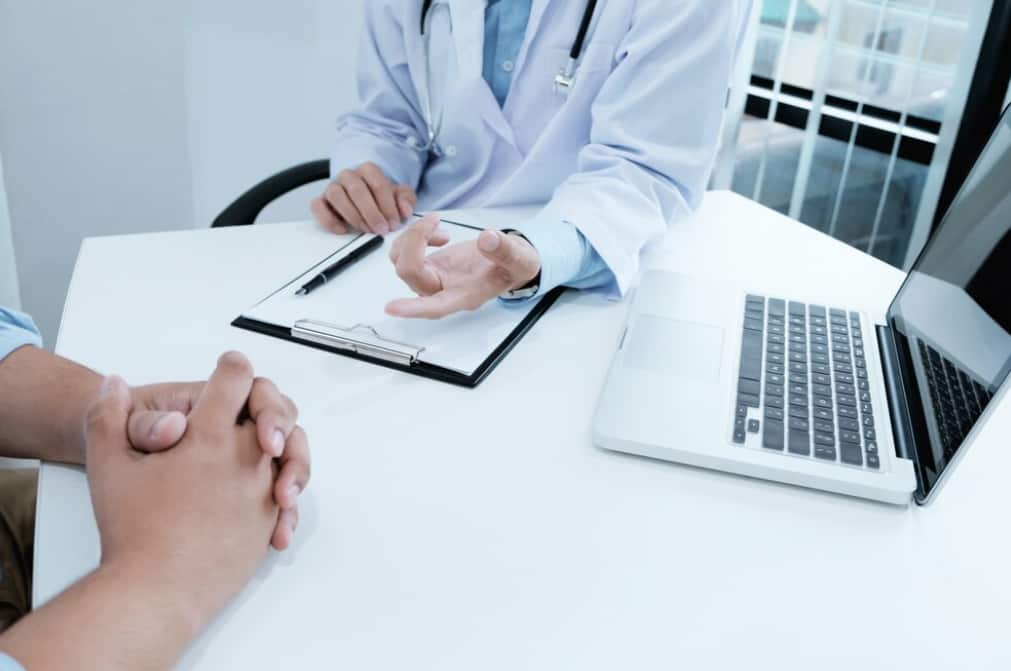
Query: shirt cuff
0 307 42 363
500 211 615 303
0 652 27 671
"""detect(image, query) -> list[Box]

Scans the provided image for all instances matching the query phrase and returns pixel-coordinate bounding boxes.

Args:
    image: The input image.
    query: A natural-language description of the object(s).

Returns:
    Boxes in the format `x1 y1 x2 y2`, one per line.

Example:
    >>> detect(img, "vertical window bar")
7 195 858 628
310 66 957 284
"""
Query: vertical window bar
867 0 939 259
827 0 889 239
788 1 845 221
711 0 762 191
751 0 801 204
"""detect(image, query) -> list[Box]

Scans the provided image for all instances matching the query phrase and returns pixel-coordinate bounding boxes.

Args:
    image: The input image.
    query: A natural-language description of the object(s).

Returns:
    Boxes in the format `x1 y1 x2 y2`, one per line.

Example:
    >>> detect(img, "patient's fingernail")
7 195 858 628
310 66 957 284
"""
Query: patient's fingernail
272 429 285 456
149 413 170 440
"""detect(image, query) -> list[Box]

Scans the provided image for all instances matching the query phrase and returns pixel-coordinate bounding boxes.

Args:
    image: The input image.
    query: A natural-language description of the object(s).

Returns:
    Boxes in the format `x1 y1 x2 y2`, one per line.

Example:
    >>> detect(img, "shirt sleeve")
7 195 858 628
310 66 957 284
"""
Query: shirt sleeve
0 307 42 362
511 213 615 300
331 2 429 188
530 0 743 296
0 652 27 671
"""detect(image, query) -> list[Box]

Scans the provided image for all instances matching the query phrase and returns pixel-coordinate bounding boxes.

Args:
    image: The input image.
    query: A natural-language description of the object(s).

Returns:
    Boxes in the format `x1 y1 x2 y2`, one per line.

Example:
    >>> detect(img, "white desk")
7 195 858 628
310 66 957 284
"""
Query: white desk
34 192 1011 669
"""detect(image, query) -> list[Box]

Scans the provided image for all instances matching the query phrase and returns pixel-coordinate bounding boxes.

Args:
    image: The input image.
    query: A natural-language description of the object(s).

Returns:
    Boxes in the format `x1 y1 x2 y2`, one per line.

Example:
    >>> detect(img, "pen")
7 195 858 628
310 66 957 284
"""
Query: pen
295 235 384 296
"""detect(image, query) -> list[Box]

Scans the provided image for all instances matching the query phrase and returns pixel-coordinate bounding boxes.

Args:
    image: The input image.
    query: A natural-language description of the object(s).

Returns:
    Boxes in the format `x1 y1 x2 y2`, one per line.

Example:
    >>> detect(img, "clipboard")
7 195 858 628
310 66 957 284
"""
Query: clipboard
231 218 564 387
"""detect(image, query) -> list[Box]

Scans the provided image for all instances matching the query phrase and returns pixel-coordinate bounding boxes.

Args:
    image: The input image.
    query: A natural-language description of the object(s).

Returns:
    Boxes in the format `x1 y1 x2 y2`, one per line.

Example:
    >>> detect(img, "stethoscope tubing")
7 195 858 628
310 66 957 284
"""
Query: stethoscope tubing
416 0 598 157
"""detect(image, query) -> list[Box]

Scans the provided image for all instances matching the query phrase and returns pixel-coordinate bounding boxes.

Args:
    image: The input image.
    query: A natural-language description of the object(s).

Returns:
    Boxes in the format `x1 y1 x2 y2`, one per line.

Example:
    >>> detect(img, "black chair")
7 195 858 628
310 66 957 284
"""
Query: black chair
212 159 330 228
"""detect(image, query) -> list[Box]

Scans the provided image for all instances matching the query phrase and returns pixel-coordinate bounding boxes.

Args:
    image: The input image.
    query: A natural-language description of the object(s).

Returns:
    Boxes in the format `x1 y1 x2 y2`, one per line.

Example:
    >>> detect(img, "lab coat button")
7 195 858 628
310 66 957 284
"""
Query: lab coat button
502 60 514 73
446 145 458 157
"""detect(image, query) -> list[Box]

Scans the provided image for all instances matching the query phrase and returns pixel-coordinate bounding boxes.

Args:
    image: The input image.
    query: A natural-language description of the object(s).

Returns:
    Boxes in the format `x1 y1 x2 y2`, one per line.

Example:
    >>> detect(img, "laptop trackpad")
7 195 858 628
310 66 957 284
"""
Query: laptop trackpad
623 315 724 382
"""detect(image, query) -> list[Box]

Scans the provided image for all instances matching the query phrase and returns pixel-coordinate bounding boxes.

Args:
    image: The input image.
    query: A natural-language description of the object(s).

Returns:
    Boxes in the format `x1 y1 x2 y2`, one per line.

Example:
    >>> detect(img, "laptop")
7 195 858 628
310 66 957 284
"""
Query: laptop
593 106 1011 505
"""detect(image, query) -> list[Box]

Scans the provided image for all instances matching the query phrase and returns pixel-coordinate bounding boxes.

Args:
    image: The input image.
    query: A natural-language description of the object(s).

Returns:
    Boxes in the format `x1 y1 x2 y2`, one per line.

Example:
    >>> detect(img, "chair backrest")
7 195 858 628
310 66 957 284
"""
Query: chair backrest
0 151 21 309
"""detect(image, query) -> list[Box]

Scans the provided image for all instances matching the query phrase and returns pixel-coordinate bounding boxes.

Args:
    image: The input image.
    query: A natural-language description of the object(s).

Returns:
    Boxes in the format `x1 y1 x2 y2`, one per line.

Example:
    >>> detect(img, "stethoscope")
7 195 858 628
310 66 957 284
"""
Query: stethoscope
414 0 599 157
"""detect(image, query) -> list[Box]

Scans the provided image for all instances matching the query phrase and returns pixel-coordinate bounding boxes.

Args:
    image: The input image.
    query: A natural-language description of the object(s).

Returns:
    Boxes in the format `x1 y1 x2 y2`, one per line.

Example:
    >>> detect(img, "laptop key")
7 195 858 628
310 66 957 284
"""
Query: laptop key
838 407 857 420
767 353 785 364
763 420 785 451
733 430 746 444
738 393 760 408
766 384 784 398
814 432 835 447
767 362 785 375
840 442 863 466
867 453 880 469
769 299 786 316
766 396 784 409
814 408 833 421
814 446 837 461
748 420 761 434
738 378 760 396
765 407 785 421
839 430 861 445
814 420 834 434
788 429 811 455
839 418 860 432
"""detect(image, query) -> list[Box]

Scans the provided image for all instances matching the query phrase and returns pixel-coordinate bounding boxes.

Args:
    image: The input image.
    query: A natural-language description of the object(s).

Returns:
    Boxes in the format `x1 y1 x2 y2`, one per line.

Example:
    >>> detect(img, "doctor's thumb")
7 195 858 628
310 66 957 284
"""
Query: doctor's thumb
477 230 540 278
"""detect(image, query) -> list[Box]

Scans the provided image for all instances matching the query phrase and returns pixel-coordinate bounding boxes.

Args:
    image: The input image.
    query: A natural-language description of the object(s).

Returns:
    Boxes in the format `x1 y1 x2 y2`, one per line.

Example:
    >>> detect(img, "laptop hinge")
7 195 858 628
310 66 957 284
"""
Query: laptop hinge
876 325 915 462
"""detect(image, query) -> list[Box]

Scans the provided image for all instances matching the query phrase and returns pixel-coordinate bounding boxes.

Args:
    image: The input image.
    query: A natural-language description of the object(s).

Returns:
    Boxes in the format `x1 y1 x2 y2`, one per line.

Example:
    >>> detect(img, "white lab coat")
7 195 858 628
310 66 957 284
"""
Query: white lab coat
332 0 746 294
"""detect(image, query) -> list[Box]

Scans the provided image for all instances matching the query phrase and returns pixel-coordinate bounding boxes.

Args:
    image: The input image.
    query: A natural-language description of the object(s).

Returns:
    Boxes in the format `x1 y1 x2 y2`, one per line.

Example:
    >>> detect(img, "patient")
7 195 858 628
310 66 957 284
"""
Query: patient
0 308 311 670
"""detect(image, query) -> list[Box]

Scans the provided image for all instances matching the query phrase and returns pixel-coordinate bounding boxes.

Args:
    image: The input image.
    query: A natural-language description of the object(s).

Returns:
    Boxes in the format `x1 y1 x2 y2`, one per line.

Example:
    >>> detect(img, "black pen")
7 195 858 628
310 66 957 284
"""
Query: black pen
295 235 384 296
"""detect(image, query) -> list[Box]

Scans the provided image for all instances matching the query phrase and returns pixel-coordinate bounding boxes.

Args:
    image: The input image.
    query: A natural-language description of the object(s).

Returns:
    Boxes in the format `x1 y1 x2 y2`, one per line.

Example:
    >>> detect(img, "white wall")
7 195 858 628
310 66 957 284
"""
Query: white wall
0 0 364 346
0 152 19 309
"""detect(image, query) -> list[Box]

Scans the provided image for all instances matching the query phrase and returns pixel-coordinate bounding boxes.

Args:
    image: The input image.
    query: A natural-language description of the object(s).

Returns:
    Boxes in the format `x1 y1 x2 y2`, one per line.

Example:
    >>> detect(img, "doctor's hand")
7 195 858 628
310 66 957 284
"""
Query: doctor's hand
312 162 417 237
385 215 542 320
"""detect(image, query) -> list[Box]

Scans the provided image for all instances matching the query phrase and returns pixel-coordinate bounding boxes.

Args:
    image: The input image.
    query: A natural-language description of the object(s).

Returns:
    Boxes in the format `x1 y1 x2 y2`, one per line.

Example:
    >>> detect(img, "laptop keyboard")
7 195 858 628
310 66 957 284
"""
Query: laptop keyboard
732 296 880 470
918 340 992 461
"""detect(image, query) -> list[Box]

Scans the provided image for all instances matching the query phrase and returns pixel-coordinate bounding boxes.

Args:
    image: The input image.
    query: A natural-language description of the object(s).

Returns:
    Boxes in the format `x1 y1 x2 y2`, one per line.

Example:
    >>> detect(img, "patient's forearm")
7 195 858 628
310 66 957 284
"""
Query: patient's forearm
0 561 198 671
0 346 102 464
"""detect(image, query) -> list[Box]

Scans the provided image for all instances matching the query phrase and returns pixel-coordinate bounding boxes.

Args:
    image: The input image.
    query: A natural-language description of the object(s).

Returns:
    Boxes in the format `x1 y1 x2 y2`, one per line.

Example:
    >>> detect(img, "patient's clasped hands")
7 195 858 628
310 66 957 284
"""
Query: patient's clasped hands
86 352 307 633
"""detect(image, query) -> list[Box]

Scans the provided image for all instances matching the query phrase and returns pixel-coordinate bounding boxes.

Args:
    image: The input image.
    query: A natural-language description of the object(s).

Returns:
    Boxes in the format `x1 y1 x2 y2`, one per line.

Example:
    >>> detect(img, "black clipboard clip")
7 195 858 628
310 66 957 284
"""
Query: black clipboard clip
291 320 426 366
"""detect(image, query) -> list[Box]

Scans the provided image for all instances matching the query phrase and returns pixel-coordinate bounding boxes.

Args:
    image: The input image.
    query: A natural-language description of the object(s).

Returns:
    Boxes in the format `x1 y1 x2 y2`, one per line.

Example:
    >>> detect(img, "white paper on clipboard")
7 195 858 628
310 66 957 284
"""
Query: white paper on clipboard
240 218 543 375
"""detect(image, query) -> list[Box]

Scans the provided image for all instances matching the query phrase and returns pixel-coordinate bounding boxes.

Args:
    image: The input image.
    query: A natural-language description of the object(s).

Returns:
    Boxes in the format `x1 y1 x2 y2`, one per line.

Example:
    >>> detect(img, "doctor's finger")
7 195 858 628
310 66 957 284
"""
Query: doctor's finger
359 163 401 229
311 196 348 235
389 214 441 263
340 172 388 236
325 182 366 233
385 287 488 320
394 186 417 221
392 219 444 296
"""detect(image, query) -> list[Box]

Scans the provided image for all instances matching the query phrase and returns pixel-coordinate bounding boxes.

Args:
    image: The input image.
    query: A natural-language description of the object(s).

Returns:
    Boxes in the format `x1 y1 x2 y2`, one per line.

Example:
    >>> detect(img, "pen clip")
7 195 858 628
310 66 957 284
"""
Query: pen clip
291 320 425 366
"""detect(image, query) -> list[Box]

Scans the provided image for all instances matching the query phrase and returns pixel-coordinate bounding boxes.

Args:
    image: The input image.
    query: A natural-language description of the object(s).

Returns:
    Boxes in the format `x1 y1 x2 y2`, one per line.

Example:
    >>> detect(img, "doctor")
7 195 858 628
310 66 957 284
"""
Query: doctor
311 0 746 318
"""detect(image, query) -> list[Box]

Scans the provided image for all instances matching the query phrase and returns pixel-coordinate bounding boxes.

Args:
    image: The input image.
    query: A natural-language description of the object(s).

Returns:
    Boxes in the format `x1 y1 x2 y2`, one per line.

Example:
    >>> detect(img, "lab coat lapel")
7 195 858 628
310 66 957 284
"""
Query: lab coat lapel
447 0 517 148
509 0 552 85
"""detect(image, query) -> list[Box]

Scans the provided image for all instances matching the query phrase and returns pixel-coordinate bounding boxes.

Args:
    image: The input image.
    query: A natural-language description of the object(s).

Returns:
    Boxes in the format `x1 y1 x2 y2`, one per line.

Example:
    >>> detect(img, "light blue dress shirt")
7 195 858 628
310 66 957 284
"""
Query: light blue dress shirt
481 0 610 297
0 307 42 362
0 652 25 671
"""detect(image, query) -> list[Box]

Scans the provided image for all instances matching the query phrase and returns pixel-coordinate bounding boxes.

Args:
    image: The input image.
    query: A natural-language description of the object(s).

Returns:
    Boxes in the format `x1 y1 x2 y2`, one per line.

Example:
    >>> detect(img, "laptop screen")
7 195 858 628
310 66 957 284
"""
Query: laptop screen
887 107 1011 501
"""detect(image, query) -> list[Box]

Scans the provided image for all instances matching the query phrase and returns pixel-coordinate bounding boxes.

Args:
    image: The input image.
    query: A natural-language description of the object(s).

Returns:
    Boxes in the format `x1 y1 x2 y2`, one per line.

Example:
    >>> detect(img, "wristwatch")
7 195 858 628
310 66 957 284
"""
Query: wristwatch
500 229 541 300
